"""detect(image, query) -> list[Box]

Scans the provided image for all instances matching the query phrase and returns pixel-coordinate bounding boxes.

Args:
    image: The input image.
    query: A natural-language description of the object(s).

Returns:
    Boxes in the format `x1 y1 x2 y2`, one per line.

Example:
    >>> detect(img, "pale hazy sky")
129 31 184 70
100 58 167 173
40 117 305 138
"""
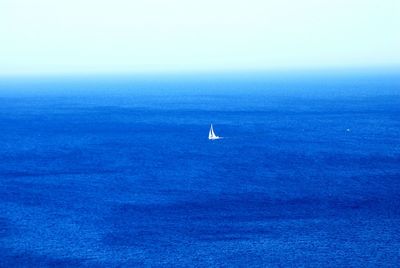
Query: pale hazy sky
1 0 399 75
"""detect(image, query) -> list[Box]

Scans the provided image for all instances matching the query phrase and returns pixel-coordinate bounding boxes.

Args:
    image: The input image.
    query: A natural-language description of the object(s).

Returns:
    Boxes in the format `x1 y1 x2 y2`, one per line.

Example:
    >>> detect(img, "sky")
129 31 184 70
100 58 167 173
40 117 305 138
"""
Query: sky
0 0 399 75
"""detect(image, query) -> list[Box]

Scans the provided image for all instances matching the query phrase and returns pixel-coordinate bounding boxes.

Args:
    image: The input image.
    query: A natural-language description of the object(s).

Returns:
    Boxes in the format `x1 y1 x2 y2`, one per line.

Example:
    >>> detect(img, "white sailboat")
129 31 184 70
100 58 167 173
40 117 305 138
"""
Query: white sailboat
208 124 221 140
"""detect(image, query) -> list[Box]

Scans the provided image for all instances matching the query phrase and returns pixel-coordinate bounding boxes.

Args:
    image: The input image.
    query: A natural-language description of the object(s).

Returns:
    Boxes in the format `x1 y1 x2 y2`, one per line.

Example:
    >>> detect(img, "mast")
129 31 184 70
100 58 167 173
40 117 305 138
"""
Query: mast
209 124 219 139
209 124 214 139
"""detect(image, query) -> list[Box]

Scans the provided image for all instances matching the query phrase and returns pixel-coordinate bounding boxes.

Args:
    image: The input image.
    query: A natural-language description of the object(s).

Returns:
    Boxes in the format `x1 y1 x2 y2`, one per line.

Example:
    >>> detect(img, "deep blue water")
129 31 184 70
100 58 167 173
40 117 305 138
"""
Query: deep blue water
1 73 400 267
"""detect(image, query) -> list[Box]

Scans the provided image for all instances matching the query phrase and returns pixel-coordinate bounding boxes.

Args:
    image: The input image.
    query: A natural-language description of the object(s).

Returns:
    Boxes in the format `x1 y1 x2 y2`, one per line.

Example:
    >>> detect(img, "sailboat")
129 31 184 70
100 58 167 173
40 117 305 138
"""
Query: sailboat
208 124 221 140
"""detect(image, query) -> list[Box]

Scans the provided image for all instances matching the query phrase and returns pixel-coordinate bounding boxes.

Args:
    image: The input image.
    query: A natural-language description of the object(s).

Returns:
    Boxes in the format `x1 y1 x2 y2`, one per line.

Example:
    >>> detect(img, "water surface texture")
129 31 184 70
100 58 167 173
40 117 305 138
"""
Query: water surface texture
1 73 400 266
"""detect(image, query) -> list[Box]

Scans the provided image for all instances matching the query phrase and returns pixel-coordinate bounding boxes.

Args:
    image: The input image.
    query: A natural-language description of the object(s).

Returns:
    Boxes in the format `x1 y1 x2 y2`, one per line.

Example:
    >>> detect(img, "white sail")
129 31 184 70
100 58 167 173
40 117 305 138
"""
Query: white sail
208 124 220 140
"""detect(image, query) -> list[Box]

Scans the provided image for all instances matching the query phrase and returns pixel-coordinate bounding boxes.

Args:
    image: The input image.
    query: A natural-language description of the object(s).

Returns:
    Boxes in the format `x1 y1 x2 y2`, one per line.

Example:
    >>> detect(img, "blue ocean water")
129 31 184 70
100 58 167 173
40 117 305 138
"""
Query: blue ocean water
0 72 400 266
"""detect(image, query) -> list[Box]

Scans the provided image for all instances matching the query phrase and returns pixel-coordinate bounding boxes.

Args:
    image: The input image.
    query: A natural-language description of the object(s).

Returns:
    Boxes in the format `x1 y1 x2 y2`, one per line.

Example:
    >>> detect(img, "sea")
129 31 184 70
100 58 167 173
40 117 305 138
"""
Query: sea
0 71 399 267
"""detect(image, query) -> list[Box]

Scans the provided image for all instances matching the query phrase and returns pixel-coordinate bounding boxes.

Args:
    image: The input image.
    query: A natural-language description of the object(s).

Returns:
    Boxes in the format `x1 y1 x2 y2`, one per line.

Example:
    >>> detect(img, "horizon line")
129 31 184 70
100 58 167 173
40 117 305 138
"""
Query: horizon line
1 65 399 79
